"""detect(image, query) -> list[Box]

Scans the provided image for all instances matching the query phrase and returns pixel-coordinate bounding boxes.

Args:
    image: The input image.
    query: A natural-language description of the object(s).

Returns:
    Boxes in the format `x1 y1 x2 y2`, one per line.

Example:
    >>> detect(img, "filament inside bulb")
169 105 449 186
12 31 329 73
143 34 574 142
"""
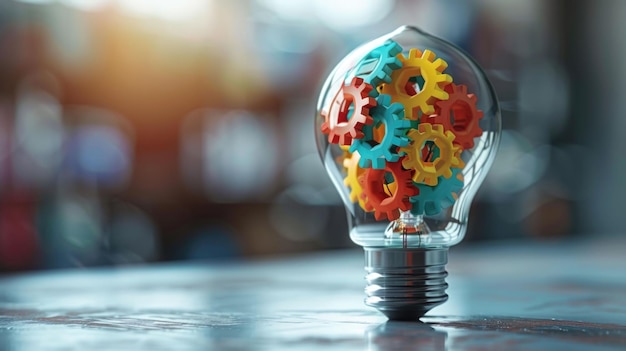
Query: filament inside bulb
385 211 431 248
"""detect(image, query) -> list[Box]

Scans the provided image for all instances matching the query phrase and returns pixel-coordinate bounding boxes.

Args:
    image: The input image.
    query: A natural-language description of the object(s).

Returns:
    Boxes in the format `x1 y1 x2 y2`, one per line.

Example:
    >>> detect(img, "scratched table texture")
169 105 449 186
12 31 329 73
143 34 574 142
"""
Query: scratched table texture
1 239 625 351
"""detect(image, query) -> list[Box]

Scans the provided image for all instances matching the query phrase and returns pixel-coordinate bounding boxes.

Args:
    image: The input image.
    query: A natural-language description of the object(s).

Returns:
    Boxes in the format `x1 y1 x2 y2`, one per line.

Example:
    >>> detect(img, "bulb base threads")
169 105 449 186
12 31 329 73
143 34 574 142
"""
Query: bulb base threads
364 247 448 321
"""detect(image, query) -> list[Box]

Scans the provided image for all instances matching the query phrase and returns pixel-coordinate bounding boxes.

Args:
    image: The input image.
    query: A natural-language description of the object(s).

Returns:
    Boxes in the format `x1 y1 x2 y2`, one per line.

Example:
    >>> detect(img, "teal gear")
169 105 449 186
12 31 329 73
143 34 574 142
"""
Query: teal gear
352 40 402 96
410 168 464 216
349 94 411 169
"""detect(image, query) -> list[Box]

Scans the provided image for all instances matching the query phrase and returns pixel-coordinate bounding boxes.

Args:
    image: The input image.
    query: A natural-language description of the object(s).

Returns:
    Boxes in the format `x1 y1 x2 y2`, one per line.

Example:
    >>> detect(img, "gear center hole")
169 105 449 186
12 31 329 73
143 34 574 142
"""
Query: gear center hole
338 98 355 125
382 171 397 198
405 75 425 97
451 101 471 132
368 122 386 147
420 140 440 166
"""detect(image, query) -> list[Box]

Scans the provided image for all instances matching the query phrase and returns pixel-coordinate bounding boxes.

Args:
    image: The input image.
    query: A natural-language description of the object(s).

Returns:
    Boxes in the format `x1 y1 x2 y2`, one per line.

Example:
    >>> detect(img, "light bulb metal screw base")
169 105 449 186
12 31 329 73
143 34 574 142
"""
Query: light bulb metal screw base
364 247 448 321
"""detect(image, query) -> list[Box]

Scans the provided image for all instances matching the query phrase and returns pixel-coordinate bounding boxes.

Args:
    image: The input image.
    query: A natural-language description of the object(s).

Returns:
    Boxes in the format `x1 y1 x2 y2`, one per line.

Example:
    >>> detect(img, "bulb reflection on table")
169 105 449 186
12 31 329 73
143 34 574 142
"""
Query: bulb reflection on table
366 321 446 351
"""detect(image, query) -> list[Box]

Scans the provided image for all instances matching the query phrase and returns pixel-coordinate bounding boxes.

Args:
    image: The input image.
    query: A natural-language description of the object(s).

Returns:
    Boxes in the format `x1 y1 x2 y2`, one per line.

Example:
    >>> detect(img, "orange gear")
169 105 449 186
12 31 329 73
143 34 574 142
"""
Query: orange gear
422 83 483 149
380 48 452 119
358 161 418 221
321 77 375 145
399 123 464 186
343 151 368 210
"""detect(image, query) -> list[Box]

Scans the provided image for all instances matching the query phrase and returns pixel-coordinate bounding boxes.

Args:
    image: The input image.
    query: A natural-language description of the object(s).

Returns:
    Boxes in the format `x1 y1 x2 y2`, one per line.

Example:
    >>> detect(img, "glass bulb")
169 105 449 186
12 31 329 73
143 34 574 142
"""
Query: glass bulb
315 26 501 320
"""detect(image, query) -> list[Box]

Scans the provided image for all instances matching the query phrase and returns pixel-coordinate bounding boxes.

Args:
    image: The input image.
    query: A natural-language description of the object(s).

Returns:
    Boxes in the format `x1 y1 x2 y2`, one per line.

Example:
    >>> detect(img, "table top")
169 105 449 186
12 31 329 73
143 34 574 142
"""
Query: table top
1 238 625 351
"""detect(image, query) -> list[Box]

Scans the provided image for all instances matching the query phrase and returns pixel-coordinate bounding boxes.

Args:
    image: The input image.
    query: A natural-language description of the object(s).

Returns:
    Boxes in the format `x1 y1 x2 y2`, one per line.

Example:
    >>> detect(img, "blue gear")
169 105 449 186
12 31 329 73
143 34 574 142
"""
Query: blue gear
352 40 402 96
410 168 464 216
349 94 411 169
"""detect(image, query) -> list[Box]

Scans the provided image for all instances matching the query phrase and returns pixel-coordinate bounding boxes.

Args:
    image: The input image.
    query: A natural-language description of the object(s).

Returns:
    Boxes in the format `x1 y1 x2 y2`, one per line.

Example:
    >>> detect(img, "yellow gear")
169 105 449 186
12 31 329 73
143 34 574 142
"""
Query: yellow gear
399 123 464 186
383 179 397 196
343 151 369 210
335 145 351 167
380 48 452 119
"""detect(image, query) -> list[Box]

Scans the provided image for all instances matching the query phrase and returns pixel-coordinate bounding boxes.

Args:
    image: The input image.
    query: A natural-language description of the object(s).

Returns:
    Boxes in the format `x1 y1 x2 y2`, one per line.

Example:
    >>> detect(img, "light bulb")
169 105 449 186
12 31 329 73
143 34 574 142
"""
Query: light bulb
315 26 501 320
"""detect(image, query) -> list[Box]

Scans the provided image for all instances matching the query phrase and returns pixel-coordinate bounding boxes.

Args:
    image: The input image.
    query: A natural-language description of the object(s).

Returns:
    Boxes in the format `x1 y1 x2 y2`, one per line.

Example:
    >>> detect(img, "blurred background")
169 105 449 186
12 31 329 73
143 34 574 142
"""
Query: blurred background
0 0 623 272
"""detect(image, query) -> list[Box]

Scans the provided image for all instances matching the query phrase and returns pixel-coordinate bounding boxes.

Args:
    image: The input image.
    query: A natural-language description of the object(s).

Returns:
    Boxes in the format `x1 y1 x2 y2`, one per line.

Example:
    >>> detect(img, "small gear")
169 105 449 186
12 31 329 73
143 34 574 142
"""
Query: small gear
321 77 375 145
380 48 452 119
343 151 369 210
399 123 464 186
422 83 484 149
352 40 402 96
410 168 464 216
349 94 411 169
359 161 418 221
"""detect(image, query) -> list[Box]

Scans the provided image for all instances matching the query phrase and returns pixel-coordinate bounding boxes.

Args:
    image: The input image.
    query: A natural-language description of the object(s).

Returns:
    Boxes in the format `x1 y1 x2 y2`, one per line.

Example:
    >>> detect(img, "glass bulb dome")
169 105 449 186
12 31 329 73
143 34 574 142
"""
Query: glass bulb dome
315 25 500 250
314 26 501 320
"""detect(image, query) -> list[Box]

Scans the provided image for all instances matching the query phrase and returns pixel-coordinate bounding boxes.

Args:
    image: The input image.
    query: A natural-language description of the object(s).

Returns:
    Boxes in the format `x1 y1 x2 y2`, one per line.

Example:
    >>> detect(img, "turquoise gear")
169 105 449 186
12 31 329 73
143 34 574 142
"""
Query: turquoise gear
349 94 411 169
352 40 402 96
410 168 464 216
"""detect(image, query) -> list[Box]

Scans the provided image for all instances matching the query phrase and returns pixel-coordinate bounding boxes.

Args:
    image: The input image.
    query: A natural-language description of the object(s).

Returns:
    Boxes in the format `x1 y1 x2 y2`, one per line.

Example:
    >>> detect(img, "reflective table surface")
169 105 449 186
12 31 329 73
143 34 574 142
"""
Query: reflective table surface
1 239 625 350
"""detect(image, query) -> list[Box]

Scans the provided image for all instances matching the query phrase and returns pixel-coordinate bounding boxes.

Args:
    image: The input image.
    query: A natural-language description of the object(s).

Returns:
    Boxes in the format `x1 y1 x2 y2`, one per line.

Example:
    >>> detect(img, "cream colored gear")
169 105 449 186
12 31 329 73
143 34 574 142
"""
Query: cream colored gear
343 151 369 210
400 123 464 186
380 48 452 119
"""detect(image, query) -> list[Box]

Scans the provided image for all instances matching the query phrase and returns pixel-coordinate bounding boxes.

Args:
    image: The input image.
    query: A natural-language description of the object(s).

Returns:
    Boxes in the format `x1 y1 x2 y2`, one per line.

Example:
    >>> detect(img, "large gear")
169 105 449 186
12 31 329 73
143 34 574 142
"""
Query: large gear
349 94 411 169
410 168 464 216
422 83 484 149
342 150 368 210
380 48 452 119
352 40 402 96
359 161 418 221
321 77 375 145
399 123 464 186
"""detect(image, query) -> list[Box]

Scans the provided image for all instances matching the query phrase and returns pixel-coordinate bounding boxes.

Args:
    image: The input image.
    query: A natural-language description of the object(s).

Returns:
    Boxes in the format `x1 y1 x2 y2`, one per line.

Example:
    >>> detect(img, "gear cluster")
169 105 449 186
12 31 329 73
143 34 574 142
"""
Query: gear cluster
321 39 484 220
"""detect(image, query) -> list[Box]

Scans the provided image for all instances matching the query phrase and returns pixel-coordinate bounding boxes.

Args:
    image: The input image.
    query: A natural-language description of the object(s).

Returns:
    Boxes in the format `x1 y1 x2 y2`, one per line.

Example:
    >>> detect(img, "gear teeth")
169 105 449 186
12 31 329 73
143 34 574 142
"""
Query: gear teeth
433 58 448 72
420 102 433 115
321 77 376 146
352 40 403 97
350 94 411 170
436 74 453 84
445 130 455 142
423 83 484 149
342 151 370 210
410 168 464 216
380 48 453 119
421 49 436 61
399 123 464 186
359 161 418 221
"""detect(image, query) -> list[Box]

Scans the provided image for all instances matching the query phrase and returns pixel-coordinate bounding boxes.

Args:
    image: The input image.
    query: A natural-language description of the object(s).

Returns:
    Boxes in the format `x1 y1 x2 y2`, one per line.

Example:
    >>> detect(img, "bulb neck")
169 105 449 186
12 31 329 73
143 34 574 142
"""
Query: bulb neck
364 247 448 321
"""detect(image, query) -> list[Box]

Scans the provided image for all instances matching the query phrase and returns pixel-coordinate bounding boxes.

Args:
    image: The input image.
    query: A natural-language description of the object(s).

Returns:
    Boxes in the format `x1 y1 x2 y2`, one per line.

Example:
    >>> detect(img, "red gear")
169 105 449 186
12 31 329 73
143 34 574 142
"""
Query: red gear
321 77 375 145
358 160 418 221
405 80 418 96
421 83 483 149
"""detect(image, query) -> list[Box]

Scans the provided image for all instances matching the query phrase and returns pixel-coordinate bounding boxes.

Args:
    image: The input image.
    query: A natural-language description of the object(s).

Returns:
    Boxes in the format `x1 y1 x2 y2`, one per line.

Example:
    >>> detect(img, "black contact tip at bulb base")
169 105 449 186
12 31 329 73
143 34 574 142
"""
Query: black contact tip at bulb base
364 248 448 321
